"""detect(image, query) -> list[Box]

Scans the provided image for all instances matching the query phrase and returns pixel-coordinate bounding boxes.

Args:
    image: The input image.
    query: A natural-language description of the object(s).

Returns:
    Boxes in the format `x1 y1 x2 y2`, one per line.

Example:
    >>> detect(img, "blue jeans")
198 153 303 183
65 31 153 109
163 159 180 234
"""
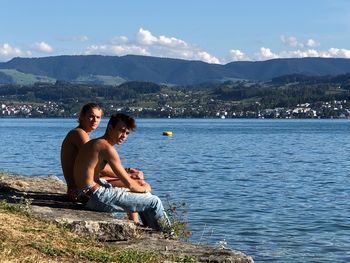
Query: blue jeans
85 180 170 231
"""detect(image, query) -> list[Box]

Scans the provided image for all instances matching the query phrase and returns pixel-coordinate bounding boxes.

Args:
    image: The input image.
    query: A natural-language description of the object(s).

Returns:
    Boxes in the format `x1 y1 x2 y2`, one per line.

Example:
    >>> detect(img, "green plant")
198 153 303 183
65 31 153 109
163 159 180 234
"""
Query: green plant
29 243 66 257
163 193 192 241
0 198 32 216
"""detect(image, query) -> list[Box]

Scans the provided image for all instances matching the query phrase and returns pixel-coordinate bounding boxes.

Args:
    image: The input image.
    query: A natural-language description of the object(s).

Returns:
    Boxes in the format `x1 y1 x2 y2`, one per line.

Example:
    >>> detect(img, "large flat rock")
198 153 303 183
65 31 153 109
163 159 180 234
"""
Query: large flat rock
0 173 254 262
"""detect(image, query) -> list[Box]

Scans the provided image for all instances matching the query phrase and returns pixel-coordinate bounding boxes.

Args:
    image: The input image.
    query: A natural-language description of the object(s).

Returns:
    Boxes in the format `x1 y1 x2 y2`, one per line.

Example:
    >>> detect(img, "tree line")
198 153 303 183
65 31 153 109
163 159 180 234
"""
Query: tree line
1 75 350 113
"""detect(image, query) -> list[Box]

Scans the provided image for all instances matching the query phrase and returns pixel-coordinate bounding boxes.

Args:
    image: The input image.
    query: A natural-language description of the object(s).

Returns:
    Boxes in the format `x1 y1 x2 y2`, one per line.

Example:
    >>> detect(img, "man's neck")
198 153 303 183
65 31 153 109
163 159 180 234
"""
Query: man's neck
101 134 114 145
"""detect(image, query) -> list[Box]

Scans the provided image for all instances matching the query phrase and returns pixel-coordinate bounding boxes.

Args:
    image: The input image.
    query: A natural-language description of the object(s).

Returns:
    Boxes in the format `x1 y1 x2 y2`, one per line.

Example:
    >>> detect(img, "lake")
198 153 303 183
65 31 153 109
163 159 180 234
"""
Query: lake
0 118 349 262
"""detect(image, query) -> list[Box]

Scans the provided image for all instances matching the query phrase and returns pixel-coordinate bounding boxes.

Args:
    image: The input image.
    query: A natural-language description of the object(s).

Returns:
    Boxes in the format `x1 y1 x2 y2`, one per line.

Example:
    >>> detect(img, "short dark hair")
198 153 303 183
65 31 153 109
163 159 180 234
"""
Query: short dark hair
78 103 103 124
107 113 136 131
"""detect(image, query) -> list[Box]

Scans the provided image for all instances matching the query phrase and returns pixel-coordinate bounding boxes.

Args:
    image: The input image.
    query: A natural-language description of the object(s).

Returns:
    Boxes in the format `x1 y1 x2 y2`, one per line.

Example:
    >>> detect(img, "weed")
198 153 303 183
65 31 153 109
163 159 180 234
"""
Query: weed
163 193 192 241
116 249 161 263
29 243 66 256
217 239 228 250
0 197 31 216
77 249 116 262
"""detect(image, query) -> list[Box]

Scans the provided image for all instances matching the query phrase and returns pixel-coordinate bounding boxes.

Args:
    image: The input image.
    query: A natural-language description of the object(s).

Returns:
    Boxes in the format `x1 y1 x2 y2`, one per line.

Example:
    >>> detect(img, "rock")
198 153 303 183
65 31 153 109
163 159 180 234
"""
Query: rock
0 173 254 262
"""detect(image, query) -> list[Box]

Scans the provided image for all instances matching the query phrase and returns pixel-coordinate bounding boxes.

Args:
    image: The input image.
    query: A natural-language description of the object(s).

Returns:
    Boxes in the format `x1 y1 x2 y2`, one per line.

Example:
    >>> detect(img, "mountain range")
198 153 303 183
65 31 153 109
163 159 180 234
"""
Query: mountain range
1 55 350 86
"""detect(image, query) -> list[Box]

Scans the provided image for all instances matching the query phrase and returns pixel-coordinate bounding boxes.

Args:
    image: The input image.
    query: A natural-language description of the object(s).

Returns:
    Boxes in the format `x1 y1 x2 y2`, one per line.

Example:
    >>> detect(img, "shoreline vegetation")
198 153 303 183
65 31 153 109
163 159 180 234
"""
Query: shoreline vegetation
0 199 182 263
0 172 178 263
0 172 254 263
2 74 350 119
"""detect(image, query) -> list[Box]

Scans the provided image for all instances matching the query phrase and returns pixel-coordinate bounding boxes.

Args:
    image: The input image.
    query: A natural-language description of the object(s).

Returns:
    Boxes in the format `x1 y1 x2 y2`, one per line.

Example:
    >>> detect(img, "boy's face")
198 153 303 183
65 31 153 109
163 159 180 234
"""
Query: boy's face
111 121 130 145
81 107 102 132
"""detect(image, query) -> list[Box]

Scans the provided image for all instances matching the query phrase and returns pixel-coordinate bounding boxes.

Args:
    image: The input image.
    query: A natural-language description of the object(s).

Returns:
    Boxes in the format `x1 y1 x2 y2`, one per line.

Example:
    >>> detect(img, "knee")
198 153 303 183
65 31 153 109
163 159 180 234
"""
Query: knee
149 195 163 209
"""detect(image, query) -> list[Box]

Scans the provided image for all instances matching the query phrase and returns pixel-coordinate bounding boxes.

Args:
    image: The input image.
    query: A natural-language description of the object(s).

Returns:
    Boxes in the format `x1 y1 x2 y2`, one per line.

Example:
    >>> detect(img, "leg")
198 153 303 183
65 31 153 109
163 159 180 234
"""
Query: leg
86 185 170 231
101 177 140 223
128 212 139 223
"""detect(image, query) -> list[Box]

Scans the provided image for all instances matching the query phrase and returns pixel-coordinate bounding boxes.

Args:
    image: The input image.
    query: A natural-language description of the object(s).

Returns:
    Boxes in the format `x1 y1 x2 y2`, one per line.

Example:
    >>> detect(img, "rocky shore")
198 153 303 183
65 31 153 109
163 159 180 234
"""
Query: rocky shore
0 173 254 263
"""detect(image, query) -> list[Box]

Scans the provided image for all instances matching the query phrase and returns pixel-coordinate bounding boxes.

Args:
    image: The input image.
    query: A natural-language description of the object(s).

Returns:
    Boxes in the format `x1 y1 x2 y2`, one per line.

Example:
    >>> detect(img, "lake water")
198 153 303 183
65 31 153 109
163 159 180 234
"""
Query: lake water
0 118 349 262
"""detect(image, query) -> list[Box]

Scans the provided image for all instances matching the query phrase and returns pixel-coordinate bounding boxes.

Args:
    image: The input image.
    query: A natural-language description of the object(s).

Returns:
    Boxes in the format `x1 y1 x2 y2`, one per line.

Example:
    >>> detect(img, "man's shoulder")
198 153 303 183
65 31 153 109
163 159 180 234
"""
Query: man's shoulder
67 127 88 138
89 138 113 149
71 127 88 135
89 137 108 145
63 127 89 145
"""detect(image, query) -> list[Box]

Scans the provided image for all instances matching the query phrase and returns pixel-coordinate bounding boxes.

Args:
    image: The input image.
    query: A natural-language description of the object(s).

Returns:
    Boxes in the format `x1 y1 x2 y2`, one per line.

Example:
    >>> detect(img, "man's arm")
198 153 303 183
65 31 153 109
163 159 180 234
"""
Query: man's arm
126 167 144 180
100 165 146 181
104 147 151 193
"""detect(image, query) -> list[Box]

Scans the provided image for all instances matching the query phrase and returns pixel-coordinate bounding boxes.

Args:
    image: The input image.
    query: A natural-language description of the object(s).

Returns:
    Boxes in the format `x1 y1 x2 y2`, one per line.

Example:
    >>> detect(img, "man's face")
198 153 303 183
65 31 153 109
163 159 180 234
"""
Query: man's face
81 108 102 132
112 122 130 145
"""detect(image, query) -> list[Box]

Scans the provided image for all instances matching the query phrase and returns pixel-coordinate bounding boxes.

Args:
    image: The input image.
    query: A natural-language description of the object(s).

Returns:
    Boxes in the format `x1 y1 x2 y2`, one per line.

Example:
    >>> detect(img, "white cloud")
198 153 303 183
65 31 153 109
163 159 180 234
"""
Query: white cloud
135 28 220 63
306 39 319 48
254 48 323 60
281 35 299 47
32 41 54 53
279 49 319 58
137 28 158 45
258 47 279 60
158 35 188 48
58 35 89 42
92 30 347 62
251 47 350 60
137 28 188 48
83 28 221 64
85 44 149 56
281 35 320 49
110 36 129 44
229 49 249 61
196 51 220 64
327 48 350 58
0 43 22 57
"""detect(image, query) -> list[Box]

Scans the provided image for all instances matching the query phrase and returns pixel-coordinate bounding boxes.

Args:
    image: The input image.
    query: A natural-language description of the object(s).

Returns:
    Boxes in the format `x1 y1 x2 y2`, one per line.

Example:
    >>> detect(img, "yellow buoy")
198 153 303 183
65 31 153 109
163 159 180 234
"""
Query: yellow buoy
163 131 173 136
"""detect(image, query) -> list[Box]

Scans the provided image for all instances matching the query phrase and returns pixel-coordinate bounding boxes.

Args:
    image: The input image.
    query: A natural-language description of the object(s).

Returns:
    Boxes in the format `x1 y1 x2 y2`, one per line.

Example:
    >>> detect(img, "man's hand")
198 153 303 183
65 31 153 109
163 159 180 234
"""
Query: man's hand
126 167 144 180
125 167 150 192
141 181 151 192
129 180 151 193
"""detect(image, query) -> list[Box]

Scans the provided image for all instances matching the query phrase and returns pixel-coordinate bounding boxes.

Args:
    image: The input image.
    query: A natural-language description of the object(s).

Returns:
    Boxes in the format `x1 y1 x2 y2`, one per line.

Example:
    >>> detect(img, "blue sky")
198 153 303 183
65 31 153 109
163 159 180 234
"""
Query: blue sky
1 0 350 64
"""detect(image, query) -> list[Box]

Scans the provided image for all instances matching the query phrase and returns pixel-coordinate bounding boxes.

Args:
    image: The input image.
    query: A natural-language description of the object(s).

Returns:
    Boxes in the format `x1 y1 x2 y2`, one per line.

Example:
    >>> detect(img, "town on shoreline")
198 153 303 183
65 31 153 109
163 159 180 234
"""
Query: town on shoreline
2 75 350 119
1 99 350 119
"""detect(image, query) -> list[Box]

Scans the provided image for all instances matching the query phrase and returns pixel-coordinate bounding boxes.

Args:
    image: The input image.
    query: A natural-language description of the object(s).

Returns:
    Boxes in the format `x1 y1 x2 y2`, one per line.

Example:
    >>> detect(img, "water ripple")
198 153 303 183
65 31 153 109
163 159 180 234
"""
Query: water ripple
1 119 350 262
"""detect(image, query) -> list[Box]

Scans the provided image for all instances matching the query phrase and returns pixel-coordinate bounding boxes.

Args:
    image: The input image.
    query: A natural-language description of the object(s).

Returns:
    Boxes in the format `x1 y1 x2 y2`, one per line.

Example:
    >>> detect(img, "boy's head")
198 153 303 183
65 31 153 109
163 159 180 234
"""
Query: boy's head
107 113 136 131
106 113 136 144
78 103 103 123
78 103 103 132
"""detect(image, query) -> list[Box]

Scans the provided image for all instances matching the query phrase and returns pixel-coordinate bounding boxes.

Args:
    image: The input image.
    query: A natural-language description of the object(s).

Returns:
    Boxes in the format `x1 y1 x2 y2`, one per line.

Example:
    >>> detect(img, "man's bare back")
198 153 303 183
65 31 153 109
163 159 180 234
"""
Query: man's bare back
61 127 90 190
60 103 101 192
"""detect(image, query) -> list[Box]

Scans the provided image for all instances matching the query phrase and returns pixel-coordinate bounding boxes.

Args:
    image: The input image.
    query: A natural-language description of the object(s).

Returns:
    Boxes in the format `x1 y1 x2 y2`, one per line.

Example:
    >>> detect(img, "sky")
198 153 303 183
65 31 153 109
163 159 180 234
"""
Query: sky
1 0 350 64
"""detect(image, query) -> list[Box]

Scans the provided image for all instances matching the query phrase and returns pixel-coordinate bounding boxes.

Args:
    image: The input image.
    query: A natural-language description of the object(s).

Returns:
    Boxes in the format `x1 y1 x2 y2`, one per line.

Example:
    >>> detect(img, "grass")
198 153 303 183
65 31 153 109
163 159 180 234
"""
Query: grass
74 75 126 86
164 194 192 241
0 69 56 85
0 199 197 262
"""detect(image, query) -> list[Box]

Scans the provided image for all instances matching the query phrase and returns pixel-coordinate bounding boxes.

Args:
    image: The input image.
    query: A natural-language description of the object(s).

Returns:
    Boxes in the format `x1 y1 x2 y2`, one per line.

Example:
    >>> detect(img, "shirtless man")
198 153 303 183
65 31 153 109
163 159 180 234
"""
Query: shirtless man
61 102 103 199
60 103 143 222
73 113 170 231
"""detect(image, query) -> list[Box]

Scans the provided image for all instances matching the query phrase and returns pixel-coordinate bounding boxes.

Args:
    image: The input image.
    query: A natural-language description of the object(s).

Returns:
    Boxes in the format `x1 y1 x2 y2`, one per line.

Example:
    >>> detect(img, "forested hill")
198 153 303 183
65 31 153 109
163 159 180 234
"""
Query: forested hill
1 55 350 85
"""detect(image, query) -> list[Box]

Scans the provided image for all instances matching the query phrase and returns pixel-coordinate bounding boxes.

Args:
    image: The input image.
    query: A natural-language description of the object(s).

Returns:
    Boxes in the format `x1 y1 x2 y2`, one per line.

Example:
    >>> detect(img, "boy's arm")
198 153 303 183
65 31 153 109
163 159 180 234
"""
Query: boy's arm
105 147 151 193
126 167 144 180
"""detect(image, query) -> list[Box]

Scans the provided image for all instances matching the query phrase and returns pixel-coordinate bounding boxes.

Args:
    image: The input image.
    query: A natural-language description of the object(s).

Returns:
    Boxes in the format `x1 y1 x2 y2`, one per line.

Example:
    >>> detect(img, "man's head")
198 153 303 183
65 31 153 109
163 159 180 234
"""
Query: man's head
78 103 103 132
106 113 136 144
